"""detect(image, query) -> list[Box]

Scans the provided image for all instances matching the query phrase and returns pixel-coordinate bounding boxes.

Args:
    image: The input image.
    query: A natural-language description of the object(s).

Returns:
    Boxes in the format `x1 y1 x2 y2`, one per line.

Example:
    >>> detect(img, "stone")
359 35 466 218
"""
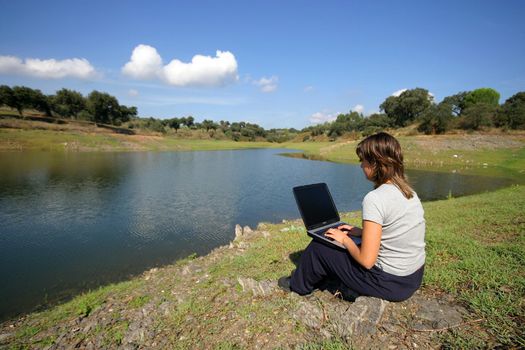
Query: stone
234 224 243 240
261 231 270 238
410 295 466 330
292 294 387 339
0 332 12 343
243 226 253 235
181 263 201 276
257 223 268 230
237 241 250 249
237 277 277 296
293 300 324 329
158 301 174 316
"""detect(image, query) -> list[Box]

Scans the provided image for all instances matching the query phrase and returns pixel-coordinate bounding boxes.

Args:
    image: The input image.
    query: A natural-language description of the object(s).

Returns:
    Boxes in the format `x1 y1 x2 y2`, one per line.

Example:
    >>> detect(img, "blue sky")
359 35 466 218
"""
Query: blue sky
1 0 524 129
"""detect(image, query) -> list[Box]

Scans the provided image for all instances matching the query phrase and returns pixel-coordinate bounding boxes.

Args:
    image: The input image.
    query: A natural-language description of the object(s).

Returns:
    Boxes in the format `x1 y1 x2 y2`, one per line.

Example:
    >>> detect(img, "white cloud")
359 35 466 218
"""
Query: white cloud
309 111 339 124
0 55 97 79
253 76 278 93
392 88 407 97
122 44 239 87
304 85 314 92
128 89 139 97
392 88 434 101
353 104 364 113
122 45 162 79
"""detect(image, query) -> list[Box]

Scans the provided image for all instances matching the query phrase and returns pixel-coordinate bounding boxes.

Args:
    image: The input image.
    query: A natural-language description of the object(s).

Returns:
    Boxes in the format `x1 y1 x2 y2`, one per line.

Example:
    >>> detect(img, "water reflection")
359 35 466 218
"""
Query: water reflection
0 150 518 321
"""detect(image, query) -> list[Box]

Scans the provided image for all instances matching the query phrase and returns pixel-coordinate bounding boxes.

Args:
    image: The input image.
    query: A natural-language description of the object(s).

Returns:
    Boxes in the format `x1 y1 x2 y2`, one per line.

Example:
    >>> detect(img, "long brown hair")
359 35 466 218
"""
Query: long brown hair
356 132 414 199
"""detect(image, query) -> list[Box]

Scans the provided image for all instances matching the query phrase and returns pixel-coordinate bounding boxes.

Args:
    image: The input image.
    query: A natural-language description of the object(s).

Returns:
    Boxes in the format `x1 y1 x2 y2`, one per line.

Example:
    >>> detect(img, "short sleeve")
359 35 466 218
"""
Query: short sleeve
362 191 384 225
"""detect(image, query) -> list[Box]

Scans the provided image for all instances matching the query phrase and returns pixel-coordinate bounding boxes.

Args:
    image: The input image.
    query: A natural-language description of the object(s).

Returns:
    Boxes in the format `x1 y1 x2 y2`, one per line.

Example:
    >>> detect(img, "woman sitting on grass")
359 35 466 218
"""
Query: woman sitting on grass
280 132 426 302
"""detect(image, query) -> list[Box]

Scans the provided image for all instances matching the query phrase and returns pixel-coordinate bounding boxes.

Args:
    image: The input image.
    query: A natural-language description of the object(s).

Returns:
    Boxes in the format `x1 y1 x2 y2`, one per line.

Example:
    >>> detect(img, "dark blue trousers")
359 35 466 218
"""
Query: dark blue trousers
290 240 424 302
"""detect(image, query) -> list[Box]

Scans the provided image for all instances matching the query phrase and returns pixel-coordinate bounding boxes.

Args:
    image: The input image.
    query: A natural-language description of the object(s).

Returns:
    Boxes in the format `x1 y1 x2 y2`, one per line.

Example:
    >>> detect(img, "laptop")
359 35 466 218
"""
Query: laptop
293 183 361 250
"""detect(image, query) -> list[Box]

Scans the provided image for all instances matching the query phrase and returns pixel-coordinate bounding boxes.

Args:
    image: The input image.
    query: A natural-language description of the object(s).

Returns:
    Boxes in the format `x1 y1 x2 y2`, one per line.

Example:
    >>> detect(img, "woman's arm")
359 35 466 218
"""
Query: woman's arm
326 220 382 269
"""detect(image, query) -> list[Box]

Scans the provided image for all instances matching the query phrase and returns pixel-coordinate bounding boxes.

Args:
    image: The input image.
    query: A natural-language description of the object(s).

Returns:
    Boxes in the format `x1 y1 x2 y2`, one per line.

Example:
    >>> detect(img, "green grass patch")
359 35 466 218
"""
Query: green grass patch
423 185 525 346
128 295 151 309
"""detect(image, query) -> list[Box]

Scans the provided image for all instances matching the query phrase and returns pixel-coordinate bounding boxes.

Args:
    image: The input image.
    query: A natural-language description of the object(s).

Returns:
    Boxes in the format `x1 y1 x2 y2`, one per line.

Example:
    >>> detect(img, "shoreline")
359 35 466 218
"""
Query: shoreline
1 185 524 348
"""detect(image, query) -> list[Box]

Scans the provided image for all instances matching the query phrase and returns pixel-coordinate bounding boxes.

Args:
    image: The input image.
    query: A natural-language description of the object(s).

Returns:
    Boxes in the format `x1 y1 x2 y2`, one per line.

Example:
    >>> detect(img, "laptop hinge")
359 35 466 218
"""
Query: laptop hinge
309 219 340 231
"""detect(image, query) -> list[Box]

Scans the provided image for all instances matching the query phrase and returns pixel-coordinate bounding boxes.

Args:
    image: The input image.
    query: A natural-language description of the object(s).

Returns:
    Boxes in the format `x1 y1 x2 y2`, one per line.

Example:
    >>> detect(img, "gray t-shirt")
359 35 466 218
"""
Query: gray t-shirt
362 183 426 276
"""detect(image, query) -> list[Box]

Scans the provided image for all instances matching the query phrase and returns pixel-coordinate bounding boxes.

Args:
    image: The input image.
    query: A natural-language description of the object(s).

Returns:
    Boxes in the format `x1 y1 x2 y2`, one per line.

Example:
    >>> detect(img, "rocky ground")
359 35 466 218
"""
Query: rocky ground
0 225 477 349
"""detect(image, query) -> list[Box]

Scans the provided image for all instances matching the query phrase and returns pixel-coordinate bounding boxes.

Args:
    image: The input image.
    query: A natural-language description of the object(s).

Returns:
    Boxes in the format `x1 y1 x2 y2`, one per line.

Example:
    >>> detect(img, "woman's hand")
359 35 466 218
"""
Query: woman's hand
337 224 363 237
325 228 351 245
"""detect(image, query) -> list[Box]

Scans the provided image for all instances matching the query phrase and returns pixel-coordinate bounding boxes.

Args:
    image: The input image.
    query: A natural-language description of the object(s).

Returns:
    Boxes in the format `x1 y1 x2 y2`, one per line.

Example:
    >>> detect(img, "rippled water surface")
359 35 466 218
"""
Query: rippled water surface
0 149 515 320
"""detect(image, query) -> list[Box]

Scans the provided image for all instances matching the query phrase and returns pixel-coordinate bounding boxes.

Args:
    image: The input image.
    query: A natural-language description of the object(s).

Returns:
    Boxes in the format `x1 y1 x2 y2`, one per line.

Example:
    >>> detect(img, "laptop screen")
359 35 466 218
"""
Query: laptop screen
293 183 340 229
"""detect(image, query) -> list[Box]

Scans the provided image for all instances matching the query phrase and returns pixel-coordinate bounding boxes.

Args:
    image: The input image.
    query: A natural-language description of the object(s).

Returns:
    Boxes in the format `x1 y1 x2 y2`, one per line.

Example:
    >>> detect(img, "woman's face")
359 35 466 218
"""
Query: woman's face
360 159 374 181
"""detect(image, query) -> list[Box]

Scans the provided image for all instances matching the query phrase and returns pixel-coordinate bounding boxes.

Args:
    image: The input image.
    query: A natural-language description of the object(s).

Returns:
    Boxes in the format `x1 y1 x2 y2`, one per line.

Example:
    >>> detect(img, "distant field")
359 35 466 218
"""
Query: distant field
1 114 524 180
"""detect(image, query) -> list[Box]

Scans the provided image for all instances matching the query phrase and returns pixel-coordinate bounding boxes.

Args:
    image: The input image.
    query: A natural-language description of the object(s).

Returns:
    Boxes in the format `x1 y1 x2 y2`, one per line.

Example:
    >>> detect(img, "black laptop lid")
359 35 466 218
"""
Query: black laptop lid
293 183 340 229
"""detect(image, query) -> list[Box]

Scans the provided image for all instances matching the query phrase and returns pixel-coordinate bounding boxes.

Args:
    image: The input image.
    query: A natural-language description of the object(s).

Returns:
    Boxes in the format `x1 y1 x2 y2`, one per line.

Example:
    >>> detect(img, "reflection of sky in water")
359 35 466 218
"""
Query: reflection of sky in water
0 150 518 320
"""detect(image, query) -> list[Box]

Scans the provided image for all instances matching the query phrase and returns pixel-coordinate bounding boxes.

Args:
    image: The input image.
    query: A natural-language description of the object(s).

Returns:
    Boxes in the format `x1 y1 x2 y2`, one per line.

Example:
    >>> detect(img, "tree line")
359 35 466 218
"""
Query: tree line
129 116 299 142
0 85 137 125
0 84 299 142
304 87 524 138
1 84 523 143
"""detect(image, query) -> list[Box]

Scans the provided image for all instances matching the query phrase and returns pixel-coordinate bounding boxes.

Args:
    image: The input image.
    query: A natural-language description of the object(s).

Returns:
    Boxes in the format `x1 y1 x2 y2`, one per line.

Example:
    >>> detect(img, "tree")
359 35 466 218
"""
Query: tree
230 122 242 132
51 88 86 118
441 91 468 116
459 103 496 130
0 85 16 110
464 88 500 108
31 89 52 116
118 105 137 123
86 91 121 124
418 103 454 134
11 86 36 116
219 120 230 132
183 116 194 128
496 92 525 129
361 113 391 136
201 119 218 132
167 117 181 132
380 88 433 127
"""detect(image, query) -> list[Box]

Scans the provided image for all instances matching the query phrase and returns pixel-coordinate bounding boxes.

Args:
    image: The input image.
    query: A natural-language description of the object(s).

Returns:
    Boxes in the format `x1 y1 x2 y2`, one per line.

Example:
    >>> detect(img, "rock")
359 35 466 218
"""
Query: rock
261 231 270 238
237 241 250 249
243 225 253 235
293 300 324 329
292 294 387 339
158 301 174 316
257 223 268 230
235 224 243 240
237 277 277 296
409 295 466 330
81 318 99 333
182 263 201 276
0 332 13 343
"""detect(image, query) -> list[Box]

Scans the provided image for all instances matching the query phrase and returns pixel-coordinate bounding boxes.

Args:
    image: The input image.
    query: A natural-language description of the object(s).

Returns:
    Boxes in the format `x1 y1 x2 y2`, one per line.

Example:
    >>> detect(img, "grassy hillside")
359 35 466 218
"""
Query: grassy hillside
281 134 525 180
1 115 524 181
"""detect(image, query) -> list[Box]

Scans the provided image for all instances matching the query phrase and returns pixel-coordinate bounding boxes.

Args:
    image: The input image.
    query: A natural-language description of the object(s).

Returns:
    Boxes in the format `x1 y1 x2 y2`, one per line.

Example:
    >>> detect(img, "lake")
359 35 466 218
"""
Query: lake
0 149 516 320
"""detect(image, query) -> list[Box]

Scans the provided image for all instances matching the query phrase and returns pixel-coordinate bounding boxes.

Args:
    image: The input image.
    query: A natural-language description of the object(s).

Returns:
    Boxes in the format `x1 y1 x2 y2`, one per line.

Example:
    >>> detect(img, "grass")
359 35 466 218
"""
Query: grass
281 135 525 180
2 115 524 180
3 186 524 348
422 185 525 346
0 127 280 152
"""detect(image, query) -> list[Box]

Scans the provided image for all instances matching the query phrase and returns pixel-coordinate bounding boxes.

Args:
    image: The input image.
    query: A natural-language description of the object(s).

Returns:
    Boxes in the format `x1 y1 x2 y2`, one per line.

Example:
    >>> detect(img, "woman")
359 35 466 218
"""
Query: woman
281 132 426 302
